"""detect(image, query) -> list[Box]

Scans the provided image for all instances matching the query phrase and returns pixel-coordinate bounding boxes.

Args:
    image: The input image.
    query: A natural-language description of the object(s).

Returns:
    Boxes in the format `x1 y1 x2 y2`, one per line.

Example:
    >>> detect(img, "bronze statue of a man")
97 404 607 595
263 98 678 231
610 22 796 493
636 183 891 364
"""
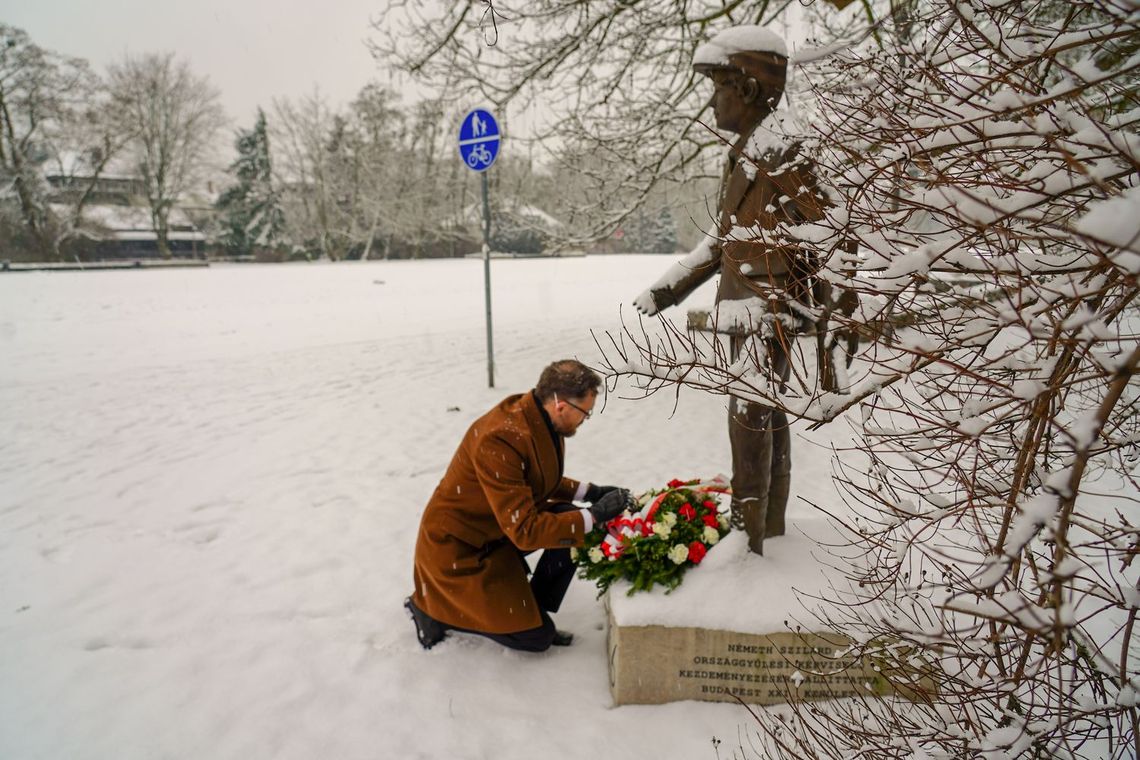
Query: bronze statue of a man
634 26 826 556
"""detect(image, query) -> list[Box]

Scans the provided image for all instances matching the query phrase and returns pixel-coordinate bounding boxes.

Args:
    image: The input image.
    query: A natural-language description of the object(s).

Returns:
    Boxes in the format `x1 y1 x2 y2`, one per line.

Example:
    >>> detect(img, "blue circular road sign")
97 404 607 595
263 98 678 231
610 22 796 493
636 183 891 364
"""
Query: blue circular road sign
458 109 501 173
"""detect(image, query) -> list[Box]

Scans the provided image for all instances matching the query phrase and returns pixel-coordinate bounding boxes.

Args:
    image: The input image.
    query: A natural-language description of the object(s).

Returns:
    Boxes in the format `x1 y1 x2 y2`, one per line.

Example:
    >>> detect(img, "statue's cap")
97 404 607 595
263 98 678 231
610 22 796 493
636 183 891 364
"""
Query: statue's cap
693 25 788 86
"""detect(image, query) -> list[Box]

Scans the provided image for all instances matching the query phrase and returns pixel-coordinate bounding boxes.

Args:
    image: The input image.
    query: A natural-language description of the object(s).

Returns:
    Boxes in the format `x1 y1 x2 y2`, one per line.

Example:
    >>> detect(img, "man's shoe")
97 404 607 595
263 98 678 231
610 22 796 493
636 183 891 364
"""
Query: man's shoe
552 629 574 647
404 596 447 649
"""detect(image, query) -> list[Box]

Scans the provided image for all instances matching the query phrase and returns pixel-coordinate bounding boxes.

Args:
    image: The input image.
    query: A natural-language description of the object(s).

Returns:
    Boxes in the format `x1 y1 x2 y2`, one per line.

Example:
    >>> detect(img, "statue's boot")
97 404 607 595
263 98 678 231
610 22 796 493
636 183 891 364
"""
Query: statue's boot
729 396 775 555
730 498 747 532
765 480 788 537
766 409 792 537
732 497 767 555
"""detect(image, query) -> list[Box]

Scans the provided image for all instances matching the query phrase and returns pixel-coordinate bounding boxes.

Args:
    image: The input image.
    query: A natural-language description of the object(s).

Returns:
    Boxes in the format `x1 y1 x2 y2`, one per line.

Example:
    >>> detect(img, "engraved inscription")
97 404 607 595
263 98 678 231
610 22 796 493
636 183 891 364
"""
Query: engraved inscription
674 640 870 702
607 607 899 707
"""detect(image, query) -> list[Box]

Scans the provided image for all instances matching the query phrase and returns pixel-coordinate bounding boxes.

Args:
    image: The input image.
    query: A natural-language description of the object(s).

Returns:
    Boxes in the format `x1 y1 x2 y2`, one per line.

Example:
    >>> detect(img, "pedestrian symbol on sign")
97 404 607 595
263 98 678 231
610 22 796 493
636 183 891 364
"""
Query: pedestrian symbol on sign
458 109 500 173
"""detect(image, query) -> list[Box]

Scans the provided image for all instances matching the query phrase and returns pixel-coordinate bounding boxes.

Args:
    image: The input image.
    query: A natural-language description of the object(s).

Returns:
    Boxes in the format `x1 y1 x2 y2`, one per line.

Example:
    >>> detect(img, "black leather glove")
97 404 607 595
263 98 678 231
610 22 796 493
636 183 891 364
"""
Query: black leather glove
584 483 620 503
588 488 633 525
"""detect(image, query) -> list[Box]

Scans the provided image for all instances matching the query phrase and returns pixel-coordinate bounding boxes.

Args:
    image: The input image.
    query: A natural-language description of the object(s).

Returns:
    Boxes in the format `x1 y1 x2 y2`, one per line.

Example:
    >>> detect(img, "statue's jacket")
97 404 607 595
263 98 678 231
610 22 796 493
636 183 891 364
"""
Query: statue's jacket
411 391 584 633
649 125 827 312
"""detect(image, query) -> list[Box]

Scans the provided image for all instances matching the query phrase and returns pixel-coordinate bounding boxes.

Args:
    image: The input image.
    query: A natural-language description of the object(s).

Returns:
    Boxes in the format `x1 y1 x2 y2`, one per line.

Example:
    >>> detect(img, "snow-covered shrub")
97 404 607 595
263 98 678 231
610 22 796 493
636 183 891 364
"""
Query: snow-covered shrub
601 0 1139 756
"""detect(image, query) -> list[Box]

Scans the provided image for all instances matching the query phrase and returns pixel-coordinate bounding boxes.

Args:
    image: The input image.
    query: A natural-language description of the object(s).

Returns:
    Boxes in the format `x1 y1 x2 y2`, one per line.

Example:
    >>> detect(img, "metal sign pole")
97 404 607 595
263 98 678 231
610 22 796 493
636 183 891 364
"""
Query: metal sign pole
458 108 501 390
481 171 495 388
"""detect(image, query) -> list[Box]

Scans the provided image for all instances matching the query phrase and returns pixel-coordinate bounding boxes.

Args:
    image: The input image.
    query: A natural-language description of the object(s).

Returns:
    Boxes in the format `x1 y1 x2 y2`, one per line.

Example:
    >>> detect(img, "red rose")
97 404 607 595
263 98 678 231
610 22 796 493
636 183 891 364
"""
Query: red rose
702 500 717 512
702 513 719 528
679 503 697 521
667 479 686 489
688 541 707 564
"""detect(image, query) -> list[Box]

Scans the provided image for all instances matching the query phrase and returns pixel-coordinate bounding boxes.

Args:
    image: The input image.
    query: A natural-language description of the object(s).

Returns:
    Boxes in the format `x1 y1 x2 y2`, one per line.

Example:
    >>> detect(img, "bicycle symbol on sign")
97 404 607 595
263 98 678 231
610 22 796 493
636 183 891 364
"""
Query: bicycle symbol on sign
459 109 500 173
466 143 494 169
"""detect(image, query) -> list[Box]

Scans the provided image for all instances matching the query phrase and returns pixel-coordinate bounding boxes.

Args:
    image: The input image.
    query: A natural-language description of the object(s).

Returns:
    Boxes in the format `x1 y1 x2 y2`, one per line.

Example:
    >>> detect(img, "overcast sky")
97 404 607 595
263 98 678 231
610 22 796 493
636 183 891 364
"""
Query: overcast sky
5 0 409 124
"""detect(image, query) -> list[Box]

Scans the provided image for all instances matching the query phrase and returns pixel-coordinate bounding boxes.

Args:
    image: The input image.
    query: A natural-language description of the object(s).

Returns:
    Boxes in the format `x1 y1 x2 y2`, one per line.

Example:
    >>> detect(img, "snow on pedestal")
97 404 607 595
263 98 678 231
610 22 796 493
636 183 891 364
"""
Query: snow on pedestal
605 519 904 706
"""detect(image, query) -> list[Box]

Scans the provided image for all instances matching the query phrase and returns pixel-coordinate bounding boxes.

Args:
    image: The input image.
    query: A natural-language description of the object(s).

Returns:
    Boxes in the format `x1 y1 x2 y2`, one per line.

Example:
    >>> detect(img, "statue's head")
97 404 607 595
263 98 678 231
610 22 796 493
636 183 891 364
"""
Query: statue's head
693 26 788 135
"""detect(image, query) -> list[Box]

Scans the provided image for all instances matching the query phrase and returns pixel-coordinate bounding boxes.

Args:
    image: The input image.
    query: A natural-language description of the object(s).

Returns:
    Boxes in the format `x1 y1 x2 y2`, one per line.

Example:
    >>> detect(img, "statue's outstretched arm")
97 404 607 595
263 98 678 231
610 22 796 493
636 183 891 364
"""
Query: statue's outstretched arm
633 226 723 315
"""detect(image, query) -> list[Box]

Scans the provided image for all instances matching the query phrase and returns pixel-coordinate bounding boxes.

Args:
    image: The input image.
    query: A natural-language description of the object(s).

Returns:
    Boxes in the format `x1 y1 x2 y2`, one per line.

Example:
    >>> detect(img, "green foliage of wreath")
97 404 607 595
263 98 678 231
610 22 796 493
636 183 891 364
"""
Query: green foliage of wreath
573 481 730 596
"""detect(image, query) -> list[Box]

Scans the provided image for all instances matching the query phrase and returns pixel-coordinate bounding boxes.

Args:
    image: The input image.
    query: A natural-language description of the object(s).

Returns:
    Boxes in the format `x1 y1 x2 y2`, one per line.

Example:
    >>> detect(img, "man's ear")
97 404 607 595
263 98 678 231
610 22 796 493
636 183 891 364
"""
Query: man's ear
739 77 760 104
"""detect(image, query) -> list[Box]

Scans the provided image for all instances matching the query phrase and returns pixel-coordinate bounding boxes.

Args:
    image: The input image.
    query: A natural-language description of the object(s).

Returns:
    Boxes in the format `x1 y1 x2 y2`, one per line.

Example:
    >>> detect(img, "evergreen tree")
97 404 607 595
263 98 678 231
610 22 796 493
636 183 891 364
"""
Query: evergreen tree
652 206 678 253
619 205 678 253
216 109 285 257
490 210 547 254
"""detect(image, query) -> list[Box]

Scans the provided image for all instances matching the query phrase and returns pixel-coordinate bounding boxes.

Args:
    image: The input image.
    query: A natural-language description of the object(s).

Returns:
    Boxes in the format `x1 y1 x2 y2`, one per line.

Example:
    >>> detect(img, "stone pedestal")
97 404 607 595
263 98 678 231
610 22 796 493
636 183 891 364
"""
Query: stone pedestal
604 522 927 707
607 608 887 706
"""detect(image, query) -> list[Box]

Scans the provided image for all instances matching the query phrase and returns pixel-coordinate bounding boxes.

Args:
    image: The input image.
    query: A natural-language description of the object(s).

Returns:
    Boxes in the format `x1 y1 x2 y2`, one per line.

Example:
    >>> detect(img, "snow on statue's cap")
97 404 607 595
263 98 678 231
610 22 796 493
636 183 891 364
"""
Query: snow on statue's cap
693 25 788 87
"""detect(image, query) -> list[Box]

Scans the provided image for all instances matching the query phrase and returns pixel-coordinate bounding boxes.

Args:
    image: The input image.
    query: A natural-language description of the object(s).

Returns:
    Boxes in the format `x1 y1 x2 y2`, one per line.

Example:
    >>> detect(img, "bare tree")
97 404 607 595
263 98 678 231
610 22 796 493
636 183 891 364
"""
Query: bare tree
272 85 480 260
272 90 344 259
107 52 225 259
346 83 406 260
371 1 817 243
597 0 1138 756
42 79 139 260
0 23 98 258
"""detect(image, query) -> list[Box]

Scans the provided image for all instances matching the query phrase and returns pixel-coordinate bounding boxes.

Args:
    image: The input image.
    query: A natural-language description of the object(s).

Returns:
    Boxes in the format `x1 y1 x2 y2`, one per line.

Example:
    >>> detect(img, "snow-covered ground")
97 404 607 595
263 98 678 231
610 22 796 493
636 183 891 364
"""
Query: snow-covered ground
0 257 849 759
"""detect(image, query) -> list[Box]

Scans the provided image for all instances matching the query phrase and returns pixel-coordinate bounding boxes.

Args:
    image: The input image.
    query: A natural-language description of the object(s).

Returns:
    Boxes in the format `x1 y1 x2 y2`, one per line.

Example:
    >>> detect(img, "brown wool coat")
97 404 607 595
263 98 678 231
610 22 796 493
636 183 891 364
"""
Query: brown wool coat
411 391 585 634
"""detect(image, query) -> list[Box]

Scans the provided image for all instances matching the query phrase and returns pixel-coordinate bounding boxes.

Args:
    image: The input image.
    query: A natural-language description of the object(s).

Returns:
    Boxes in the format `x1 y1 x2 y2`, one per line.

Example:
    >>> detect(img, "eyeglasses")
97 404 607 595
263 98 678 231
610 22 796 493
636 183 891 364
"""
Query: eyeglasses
555 394 592 420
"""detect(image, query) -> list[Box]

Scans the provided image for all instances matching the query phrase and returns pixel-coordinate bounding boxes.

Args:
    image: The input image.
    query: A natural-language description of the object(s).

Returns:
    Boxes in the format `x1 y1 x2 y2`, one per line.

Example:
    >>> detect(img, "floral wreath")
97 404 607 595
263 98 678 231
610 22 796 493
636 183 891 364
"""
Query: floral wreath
573 477 731 595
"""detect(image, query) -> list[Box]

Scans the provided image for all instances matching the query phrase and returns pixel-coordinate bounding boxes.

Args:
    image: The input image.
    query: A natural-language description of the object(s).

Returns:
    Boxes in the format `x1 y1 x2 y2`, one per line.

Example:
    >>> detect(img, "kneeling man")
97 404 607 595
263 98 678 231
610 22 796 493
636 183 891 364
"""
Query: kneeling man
406 359 631 652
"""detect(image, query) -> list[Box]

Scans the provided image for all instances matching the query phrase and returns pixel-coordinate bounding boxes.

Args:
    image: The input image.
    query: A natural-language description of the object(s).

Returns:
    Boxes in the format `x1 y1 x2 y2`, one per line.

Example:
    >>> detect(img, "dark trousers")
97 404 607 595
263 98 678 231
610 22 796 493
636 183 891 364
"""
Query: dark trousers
453 502 578 652
728 335 792 555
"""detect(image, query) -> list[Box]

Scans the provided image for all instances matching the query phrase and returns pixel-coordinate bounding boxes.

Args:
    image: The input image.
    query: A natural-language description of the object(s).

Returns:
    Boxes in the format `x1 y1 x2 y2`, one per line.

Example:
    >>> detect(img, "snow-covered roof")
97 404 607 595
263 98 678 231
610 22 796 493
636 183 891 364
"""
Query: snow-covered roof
45 150 138 182
463 199 564 230
693 25 788 67
48 203 203 240
113 229 206 242
63 204 194 230
509 203 563 229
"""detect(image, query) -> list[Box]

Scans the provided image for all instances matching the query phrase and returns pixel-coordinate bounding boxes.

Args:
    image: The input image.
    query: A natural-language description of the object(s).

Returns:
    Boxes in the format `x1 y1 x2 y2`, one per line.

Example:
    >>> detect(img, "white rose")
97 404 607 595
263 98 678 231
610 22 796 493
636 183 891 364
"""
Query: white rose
668 544 689 565
588 547 605 563
569 548 579 561
703 526 720 545
718 513 730 529
663 512 678 528
652 522 672 539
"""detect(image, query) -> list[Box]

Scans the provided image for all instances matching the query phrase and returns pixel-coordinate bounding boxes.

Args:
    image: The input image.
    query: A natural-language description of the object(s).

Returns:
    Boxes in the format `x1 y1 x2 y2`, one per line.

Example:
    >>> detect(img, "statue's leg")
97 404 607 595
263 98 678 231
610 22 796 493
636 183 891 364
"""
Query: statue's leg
767 408 790 537
766 342 793 537
728 395 774 555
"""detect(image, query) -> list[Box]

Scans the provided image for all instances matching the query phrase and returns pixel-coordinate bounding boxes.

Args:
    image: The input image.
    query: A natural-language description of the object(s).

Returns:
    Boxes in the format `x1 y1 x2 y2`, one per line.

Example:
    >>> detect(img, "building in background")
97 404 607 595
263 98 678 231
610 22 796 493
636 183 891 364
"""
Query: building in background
42 153 213 260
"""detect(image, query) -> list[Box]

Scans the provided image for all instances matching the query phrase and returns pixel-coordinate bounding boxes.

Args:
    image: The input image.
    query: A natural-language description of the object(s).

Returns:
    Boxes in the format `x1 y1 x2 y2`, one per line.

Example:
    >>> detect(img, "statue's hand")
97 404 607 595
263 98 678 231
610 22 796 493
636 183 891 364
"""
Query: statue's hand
633 287 675 316
633 290 660 315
